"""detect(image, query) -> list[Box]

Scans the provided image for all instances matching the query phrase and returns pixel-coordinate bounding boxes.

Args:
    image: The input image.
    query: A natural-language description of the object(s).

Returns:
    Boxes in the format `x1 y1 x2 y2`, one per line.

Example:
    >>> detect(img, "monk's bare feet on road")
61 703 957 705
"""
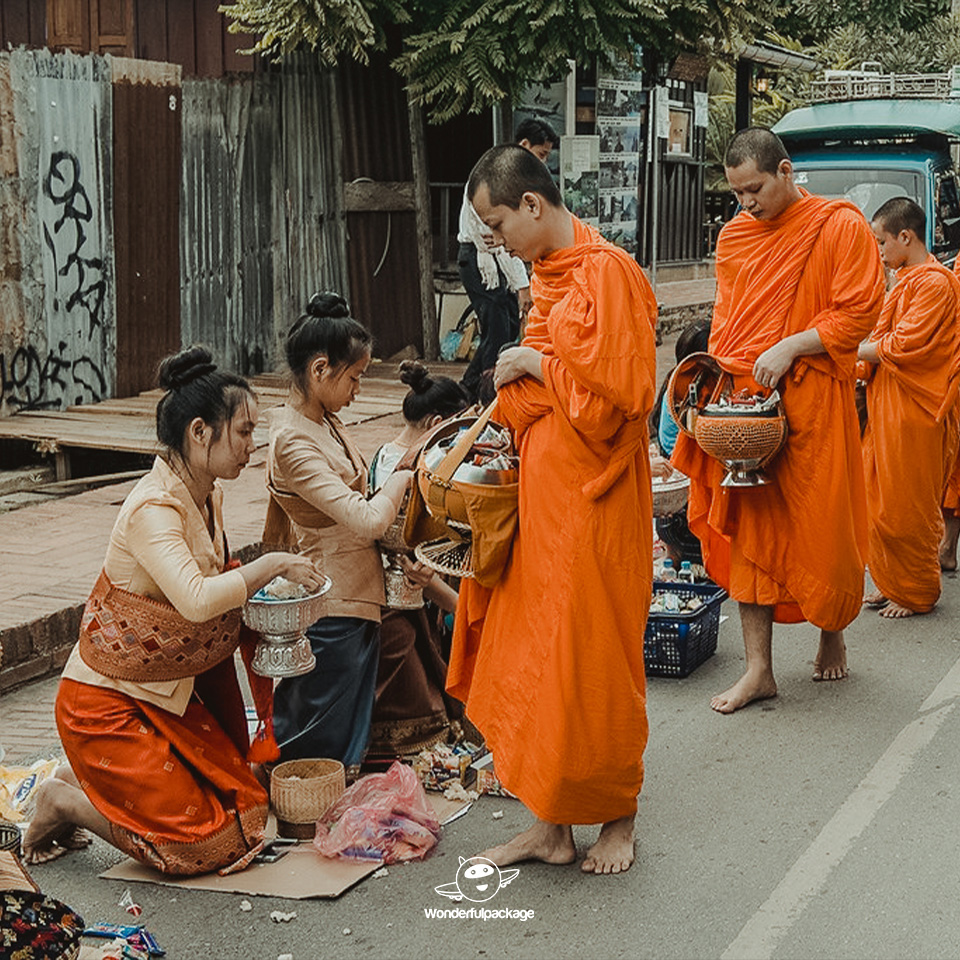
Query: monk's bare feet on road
710 671 777 714
813 630 847 681
582 816 635 875
863 590 887 607
878 600 919 619
481 820 576 867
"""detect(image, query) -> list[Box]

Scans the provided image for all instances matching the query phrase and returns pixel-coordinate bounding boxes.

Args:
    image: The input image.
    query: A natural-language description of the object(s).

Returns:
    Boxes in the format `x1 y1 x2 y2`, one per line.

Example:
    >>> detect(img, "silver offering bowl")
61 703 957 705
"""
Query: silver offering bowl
242 576 332 678
383 551 424 609
652 472 690 516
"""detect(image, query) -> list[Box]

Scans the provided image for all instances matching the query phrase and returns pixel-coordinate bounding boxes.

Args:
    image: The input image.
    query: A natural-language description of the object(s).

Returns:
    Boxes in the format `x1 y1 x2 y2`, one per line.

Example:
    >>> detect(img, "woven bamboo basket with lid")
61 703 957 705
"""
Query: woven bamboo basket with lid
270 758 345 839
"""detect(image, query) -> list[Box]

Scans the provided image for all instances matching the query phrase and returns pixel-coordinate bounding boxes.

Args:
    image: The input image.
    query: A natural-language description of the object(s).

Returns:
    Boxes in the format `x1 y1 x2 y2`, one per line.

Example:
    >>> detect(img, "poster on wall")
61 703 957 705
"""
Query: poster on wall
515 62 575 178
595 75 644 255
560 135 600 226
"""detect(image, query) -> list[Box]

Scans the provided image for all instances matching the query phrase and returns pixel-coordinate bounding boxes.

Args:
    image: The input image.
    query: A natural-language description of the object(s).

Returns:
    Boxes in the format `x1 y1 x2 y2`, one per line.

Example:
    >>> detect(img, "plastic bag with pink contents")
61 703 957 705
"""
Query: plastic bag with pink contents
313 761 441 863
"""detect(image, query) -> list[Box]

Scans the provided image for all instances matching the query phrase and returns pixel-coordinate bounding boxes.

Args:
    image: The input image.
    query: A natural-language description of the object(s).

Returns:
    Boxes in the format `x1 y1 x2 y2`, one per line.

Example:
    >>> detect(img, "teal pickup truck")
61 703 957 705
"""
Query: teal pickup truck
772 93 960 264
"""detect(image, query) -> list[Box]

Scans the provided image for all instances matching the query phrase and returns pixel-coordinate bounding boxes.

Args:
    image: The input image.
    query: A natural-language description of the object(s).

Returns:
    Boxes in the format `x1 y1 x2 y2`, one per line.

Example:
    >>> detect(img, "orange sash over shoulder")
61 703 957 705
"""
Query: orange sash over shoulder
673 193 885 630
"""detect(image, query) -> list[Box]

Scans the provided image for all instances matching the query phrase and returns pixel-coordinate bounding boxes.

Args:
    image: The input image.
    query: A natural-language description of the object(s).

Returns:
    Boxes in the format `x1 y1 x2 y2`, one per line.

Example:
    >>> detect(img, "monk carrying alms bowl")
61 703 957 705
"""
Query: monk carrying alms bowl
666 352 788 487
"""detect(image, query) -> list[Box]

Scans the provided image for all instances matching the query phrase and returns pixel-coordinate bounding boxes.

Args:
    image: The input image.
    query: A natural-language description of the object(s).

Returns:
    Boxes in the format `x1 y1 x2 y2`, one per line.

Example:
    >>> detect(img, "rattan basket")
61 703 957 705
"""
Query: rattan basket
270 758 345 839
694 413 787 466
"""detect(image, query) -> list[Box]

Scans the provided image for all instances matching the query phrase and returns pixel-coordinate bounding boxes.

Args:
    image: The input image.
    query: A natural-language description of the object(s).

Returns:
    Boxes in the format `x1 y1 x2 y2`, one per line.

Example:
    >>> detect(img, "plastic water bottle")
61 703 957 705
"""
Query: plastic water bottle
679 560 695 584
660 558 677 581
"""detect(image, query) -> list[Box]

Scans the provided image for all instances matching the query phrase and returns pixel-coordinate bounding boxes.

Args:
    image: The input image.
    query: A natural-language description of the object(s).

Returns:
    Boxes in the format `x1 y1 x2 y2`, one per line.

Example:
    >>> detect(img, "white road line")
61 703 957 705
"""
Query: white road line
720 668 960 960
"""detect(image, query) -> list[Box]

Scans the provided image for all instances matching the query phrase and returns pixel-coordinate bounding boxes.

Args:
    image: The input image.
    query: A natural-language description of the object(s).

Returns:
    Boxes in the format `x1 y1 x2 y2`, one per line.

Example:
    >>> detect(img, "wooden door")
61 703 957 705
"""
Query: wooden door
111 58 181 396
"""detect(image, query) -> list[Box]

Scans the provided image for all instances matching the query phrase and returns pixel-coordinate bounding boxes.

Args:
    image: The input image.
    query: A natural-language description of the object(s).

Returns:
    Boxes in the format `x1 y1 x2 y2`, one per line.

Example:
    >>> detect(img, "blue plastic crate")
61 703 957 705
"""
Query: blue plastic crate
644 581 727 678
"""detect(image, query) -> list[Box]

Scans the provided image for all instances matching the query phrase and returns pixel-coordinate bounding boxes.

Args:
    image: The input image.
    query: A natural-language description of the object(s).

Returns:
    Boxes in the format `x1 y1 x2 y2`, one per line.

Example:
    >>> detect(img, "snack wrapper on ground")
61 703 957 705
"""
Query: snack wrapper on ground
411 741 482 791
312 761 440 864
0 758 59 821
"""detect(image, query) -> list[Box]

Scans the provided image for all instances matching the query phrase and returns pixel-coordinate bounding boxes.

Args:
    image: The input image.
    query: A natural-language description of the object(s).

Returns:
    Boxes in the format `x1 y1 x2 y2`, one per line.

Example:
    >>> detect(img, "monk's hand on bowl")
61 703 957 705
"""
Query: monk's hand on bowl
494 346 543 389
275 554 325 592
651 455 673 480
398 555 435 588
752 342 794 390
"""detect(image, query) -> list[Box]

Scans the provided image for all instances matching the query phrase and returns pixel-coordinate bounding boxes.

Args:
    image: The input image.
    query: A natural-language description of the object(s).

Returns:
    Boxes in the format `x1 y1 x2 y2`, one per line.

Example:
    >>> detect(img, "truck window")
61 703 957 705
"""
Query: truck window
934 172 960 255
792 168 924 220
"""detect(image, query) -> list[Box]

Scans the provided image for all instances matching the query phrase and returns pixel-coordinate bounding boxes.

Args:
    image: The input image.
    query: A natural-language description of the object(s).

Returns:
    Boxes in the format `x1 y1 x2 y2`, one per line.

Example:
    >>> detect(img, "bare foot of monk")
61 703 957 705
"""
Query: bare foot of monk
710 670 777 714
941 517 960 571
582 815 635 875
481 819 576 867
878 600 919 619
863 590 887 607
812 630 848 681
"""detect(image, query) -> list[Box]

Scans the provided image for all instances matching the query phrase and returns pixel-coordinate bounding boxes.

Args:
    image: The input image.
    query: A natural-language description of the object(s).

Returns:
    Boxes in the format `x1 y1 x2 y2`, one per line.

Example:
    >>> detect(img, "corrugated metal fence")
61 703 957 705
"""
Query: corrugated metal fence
168 50 350 379
0 49 116 416
0 48 351 417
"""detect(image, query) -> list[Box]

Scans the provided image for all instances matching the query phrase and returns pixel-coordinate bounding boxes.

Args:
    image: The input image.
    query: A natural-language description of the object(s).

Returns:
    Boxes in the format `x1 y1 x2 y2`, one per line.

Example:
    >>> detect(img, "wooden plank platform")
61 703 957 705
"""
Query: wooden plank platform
0 362 450 466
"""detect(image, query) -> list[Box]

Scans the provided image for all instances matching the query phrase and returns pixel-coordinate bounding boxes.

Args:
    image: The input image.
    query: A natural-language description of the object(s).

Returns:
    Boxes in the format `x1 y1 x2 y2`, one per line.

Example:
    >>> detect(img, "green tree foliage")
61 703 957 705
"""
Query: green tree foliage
789 0 948 37
219 0 408 65
220 0 782 122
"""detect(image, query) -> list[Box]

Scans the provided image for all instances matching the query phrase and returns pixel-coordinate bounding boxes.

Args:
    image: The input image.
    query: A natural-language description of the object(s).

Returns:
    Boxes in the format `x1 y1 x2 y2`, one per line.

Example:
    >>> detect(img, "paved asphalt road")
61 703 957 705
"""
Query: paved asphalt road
19 568 960 960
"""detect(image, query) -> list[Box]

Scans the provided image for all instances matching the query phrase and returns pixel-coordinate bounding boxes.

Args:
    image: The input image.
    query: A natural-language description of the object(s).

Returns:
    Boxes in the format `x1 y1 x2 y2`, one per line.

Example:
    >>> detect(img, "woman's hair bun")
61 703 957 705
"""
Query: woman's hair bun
398 359 431 393
158 346 217 391
306 291 350 319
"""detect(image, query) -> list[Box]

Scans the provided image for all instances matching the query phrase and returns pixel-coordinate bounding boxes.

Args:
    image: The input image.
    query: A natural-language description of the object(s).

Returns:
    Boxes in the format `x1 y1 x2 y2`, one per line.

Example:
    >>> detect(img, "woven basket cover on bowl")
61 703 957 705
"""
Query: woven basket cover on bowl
694 414 788 465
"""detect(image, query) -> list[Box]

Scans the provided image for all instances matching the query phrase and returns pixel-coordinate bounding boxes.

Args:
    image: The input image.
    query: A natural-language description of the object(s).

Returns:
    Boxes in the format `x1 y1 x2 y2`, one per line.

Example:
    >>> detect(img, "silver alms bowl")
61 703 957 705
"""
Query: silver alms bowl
242 576 332 678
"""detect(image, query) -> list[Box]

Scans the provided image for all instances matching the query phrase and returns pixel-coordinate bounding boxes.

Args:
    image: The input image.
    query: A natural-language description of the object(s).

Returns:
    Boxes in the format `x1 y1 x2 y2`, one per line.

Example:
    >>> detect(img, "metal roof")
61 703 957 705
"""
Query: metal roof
774 99 960 140
738 41 819 73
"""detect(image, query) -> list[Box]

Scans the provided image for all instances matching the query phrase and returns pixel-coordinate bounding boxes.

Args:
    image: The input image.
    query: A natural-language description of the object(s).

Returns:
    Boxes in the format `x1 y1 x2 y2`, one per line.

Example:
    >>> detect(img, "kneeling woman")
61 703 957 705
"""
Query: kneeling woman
24 348 323 874
266 293 411 775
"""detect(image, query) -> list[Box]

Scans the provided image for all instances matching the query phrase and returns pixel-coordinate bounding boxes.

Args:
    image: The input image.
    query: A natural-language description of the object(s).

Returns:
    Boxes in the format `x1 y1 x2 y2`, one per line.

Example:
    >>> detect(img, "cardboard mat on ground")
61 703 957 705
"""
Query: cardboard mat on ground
99 797 471 899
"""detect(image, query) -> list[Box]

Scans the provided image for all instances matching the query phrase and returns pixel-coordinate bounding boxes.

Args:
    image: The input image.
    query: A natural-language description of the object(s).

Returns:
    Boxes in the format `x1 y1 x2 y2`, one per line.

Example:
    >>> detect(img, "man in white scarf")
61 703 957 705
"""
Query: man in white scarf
457 118 557 401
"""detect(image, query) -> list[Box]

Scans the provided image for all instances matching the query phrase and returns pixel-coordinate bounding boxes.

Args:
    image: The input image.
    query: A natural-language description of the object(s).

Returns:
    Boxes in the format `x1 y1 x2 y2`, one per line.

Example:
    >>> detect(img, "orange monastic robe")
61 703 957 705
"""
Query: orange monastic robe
943 256 960 517
862 255 960 611
672 193 885 630
447 218 657 824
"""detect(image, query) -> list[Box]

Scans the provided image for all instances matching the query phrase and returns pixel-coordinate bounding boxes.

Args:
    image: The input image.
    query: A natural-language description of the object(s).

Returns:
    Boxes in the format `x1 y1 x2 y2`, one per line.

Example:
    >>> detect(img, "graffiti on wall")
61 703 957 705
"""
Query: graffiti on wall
0 341 107 411
43 151 107 336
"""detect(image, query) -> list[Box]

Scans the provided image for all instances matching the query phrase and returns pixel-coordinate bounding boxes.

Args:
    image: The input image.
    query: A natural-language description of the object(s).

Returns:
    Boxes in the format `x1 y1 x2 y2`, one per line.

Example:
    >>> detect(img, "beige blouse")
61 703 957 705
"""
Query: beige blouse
267 404 396 622
61 457 248 715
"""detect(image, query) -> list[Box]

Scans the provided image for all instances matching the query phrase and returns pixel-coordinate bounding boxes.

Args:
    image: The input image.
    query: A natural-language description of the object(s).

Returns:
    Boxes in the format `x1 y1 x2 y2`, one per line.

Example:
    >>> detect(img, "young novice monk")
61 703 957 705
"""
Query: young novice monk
860 197 960 618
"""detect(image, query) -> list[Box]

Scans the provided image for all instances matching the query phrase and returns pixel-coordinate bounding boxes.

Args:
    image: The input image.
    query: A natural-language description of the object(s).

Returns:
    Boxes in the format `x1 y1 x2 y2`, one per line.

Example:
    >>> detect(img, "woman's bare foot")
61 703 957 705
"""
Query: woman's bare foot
813 630 847 681
23 780 82 864
863 590 887 607
710 670 777 714
23 778 111 865
878 600 919 619
582 816 635 875
480 820 576 867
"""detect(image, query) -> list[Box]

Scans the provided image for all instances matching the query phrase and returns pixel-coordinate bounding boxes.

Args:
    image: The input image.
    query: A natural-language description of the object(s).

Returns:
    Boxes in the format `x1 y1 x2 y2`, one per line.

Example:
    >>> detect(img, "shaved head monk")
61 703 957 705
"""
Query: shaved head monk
447 144 657 874
672 126 885 712
859 197 960 617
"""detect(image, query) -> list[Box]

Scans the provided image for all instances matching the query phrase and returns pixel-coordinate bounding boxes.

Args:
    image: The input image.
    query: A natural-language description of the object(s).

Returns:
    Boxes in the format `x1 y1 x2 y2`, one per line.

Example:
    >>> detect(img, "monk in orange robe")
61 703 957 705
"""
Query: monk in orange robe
672 127 885 713
860 197 960 617
940 256 960 571
447 144 656 874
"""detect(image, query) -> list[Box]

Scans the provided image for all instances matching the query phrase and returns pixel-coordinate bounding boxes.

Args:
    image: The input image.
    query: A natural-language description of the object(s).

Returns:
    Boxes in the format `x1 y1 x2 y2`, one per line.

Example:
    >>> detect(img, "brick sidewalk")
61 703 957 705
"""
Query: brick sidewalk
0 411 404 690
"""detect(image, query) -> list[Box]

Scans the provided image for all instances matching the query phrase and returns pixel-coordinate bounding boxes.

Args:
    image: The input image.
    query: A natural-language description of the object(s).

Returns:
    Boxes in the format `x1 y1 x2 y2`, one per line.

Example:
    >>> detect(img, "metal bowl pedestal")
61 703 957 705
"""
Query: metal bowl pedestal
242 576 332 678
